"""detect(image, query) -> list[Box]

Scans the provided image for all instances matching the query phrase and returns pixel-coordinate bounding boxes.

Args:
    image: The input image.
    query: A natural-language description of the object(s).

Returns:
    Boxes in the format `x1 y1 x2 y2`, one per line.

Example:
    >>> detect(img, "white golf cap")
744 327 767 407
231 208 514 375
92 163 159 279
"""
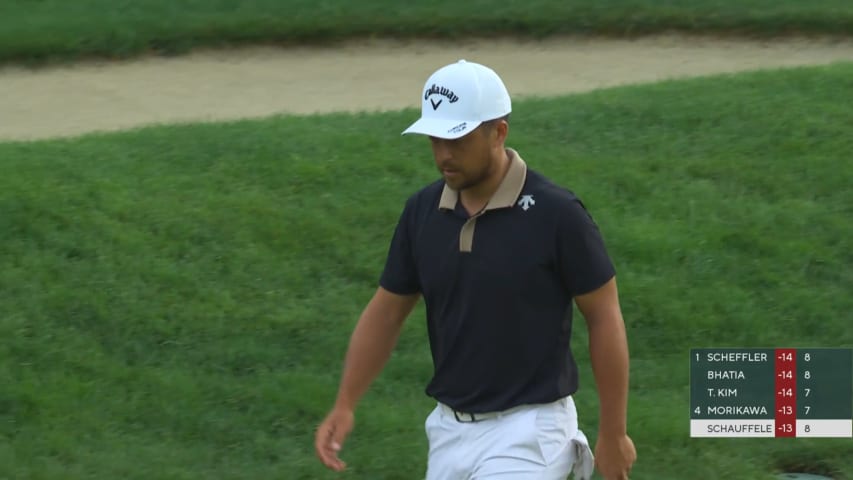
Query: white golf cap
402 59 512 140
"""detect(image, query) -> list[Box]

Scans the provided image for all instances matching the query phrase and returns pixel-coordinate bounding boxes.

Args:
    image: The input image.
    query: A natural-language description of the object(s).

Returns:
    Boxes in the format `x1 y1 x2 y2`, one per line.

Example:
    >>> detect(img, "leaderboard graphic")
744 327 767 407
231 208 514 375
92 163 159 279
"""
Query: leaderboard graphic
690 348 853 437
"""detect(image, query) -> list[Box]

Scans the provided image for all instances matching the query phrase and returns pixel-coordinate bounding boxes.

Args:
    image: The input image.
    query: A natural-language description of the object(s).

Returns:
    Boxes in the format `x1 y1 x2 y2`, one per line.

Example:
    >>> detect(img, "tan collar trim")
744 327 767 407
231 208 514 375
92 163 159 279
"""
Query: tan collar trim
438 181 457 210
438 148 528 211
485 148 527 210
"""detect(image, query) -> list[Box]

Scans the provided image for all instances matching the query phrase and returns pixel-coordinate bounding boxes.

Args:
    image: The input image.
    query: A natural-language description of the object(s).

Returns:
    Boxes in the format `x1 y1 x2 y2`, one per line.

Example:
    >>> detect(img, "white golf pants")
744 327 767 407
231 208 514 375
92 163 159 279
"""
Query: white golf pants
424 395 594 480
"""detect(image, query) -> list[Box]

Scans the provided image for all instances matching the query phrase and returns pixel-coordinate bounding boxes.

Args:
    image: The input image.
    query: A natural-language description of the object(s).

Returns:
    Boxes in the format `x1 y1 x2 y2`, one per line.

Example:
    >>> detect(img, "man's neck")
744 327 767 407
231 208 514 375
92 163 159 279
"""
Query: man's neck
459 149 511 215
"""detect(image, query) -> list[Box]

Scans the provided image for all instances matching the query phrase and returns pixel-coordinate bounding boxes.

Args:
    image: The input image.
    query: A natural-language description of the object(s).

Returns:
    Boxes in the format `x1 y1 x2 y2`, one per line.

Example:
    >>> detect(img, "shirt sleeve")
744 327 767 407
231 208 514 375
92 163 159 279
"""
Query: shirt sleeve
556 197 616 296
378 196 421 295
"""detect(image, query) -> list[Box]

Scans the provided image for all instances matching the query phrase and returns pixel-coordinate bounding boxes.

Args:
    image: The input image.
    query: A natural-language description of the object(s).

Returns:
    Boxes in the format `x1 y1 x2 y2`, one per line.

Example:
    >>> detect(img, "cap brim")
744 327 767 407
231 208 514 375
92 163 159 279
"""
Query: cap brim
401 117 482 140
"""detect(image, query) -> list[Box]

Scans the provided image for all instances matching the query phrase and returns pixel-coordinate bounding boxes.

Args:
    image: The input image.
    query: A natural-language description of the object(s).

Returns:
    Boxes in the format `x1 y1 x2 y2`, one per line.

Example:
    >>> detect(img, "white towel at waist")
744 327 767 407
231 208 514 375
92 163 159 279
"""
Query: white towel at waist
570 429 595 480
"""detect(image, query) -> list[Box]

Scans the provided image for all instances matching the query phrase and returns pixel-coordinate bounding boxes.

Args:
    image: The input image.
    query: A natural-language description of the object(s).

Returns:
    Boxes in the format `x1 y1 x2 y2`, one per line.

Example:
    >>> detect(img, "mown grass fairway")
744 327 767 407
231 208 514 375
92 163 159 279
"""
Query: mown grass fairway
1 63 851 479
2 0 853 65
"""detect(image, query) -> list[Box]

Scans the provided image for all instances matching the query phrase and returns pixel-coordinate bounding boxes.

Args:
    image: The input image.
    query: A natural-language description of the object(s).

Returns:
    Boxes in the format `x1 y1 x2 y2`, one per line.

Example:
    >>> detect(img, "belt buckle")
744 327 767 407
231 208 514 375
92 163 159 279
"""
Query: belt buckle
453 410 478 422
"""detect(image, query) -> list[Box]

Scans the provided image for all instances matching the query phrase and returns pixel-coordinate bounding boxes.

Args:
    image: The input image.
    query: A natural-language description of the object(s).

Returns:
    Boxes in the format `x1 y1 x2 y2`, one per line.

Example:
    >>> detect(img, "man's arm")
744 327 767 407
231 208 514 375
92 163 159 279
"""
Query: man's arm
315 286 420 471
576 276 629 436
334 286 421 411
575 276 636 479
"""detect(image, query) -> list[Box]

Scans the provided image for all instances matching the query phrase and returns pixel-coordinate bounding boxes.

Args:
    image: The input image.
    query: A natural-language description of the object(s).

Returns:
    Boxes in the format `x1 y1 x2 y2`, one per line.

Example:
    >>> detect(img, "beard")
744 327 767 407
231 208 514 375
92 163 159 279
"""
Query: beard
440 156 493 191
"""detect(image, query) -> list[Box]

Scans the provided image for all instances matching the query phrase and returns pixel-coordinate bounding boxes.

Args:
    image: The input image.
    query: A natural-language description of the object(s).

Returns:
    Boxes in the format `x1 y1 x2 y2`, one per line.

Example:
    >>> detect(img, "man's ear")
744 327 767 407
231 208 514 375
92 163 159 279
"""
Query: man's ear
494 119 509 143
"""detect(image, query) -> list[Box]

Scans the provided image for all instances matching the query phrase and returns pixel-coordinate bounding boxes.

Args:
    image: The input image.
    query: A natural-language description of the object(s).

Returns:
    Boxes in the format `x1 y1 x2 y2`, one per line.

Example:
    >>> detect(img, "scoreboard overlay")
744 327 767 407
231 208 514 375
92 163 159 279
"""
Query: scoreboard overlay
690 348 852 438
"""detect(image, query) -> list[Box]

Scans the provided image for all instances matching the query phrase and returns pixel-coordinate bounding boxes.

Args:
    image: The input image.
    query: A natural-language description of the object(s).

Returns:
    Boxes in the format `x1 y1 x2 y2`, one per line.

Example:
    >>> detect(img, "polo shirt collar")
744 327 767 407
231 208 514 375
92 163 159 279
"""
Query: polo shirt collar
438 148 527 211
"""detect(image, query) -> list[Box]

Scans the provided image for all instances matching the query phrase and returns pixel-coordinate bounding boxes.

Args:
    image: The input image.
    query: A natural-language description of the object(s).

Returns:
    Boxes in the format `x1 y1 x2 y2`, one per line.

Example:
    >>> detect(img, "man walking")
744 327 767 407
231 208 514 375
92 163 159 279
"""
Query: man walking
315 59 636 479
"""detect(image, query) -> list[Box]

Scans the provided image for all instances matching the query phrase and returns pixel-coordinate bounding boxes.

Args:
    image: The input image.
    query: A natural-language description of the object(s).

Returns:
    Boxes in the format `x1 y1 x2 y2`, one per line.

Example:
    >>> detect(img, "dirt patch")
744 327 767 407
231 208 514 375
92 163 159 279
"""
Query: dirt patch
2 35 852 141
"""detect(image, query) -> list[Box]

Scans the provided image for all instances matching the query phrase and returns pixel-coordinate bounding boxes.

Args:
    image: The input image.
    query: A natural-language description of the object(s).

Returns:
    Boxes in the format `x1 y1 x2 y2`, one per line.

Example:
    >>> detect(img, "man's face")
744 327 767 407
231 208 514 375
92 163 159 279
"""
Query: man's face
429 122 502 191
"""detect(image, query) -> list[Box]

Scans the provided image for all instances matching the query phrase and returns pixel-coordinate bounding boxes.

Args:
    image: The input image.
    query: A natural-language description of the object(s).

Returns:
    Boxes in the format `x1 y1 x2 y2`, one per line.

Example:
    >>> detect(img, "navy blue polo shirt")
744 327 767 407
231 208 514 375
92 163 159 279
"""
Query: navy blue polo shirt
379 148 615 413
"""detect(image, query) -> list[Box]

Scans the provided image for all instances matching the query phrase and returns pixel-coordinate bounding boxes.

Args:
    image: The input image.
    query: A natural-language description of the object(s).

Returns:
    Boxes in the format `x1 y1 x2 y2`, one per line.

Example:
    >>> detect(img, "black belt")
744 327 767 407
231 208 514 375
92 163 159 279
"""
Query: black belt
439 402 530 423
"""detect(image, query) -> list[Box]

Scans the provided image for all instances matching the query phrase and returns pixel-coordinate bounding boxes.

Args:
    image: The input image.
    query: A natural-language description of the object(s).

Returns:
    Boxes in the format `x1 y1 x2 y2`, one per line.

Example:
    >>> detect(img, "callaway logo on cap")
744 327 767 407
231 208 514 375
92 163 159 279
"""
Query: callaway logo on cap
402 59 512 140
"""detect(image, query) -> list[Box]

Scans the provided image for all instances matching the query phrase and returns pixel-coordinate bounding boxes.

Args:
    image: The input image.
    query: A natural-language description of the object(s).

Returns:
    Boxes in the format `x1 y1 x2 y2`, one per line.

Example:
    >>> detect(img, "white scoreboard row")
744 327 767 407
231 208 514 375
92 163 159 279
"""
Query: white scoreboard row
690 420 853 438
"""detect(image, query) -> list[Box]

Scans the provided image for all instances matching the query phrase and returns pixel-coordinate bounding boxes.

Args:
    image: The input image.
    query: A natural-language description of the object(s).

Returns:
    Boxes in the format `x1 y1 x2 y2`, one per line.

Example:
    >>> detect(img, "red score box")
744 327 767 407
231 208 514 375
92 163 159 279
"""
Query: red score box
774 348 797 437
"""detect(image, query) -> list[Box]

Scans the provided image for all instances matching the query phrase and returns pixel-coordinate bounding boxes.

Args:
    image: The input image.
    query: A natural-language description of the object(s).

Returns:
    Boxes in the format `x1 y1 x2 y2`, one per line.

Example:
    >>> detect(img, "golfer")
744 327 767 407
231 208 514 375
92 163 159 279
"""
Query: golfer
315 59 636 480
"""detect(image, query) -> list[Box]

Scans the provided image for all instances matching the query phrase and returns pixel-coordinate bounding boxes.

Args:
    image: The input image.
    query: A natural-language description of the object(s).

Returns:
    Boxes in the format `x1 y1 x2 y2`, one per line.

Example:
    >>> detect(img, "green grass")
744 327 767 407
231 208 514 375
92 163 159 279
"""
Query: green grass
1 63 852 479
2 0 853 66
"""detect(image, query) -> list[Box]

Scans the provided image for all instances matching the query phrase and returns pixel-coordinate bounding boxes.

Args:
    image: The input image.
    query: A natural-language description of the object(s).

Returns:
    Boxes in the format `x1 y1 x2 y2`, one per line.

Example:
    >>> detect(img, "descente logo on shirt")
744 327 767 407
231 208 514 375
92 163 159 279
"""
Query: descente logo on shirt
424 84 459 110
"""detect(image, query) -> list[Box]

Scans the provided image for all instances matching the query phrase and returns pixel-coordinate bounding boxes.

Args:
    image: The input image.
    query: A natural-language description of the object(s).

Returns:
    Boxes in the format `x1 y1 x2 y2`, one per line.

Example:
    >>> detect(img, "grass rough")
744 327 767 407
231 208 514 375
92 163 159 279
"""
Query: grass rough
0 63 852 478
2 0 853 66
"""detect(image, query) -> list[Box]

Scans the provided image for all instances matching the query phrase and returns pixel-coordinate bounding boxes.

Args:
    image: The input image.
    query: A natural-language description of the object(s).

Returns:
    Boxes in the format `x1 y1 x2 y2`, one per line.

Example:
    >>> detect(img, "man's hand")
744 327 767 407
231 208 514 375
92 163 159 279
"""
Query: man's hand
315 407 355 471
594 433 636 480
